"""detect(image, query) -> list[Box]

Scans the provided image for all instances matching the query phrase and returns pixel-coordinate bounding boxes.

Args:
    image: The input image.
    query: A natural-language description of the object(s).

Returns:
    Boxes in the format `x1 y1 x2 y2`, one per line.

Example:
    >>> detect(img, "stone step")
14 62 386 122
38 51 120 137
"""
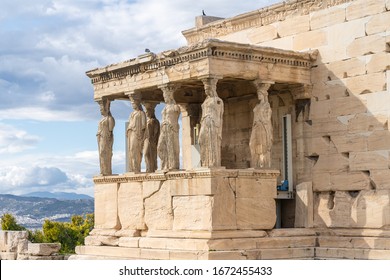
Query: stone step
315 247 390 260
318 236 390 250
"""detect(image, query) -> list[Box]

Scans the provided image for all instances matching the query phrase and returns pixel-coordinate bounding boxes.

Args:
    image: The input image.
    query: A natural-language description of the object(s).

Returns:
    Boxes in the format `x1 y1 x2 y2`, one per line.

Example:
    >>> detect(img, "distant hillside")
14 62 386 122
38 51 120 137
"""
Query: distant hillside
0 194 94 229
22 191 93 200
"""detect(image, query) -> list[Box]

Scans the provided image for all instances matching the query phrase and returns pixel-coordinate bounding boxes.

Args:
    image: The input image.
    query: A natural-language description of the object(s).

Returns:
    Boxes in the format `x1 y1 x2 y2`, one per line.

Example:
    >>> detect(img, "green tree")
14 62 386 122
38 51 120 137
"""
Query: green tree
0 213 94 254
1 213 26 231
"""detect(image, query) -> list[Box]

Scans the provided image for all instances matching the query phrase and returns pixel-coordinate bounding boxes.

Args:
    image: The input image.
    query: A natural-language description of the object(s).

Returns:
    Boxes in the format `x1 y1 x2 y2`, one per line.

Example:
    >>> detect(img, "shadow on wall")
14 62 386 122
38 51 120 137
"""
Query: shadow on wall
308 52 390 231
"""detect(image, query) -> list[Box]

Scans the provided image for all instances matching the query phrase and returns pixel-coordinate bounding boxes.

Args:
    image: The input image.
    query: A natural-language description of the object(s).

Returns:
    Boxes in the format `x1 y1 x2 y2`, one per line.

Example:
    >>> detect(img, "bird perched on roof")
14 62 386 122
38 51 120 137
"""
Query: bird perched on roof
202 10 206 16
145 48 151 53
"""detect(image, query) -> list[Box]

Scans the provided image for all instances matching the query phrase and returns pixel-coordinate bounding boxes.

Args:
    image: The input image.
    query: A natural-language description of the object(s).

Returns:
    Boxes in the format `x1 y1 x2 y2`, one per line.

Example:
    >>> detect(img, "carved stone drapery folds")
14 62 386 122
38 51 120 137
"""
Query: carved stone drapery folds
143 102 160 173
249 80 274 169
97 98 115 175
199 77 224 167
127 94 146 173
157 84 181 170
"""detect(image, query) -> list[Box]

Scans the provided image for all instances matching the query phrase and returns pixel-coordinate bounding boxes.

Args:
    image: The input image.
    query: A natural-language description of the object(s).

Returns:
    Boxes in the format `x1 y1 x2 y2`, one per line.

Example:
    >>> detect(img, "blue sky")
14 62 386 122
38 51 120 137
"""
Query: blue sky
0 0 279 197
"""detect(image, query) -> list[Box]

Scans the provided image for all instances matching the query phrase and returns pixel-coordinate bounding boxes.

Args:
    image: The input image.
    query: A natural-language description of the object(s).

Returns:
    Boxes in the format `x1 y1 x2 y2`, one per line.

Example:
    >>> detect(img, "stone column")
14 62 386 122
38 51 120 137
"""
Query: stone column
143 101 160 173
199 77 224 167
96 98 115 176
157 84 181 170
249 80 274 169
126 93 146 173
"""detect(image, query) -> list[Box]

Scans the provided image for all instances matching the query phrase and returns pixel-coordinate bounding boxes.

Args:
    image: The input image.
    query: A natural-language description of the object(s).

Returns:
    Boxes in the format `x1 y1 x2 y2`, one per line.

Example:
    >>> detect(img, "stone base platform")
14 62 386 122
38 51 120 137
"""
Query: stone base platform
70 228 390 260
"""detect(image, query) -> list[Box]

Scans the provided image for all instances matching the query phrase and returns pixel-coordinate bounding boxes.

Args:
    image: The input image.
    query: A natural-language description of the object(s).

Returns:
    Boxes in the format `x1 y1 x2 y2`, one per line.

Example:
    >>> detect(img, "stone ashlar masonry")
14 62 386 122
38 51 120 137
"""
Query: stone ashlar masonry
0 230 63 260
184 0 390 230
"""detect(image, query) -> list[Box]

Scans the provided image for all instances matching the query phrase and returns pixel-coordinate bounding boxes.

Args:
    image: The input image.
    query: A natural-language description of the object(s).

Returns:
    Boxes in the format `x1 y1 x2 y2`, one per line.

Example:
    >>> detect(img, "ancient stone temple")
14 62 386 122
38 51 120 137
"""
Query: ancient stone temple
72 0 390 259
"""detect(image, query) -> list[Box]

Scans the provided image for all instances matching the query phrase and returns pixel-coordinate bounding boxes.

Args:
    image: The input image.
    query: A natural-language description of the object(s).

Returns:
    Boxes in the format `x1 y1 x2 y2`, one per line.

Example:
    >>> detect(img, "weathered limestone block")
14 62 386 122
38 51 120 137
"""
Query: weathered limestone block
348 113 388 133
17 239 28 254
85 235 119 246
370 170 390 189
330 171 371 191
318 236 390 249
331 134 367 153
316 247 390 260
94 183 120 229
347 35 387 57
366 53 390 74
293 30 327 51
258 36 293 51
295 182 314 228
327 58 366 79
212 177 236 230
248 24 278 44
329 97 368 117
0 252 17 260
317 18 368 63
311 118 348 138
314 190 390 228
366 11 390 35
346 72 386 95
144 180 173 230
172 196 213 231
346 0 386 21
368 130 390 150
118 237 140 248
236 197 276 230
118 182 145 230
28 243 61 256
0 231 28 252
310 4 346 30
351 190 390 228
310 100 330 120
312 153 349 173
277 15 310 37
313 172 331 191
349 151 389 171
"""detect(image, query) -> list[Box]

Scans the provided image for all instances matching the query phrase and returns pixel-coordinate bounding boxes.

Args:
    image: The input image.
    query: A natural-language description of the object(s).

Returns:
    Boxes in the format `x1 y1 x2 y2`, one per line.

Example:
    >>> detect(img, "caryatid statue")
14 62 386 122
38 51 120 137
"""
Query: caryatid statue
157 84 181 170
198 77 224 167
96 98 115 175
126 94 146 173
143 102 160 173
249 80 274 169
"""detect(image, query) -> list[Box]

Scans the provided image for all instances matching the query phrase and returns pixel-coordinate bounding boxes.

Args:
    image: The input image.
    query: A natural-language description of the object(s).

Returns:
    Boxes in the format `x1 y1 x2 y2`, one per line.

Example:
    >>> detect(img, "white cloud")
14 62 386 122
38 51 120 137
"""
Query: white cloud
0 123 40 153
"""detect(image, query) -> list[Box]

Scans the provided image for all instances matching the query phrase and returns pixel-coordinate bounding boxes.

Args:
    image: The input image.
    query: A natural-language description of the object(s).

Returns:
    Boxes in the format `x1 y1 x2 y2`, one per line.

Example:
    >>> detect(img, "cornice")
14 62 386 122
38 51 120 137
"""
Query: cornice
182 0 355 43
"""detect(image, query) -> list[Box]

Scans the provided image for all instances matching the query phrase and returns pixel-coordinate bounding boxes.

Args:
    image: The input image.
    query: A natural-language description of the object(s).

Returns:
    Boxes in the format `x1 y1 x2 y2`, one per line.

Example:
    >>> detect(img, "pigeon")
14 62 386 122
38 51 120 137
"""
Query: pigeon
145 48 151 53
202 10 206 16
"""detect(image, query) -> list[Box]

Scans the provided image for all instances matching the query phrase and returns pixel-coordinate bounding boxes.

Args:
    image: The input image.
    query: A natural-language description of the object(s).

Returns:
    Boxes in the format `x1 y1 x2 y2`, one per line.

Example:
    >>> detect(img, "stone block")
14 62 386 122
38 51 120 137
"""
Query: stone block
84 236 119 246
347 35 387 57
118 182 145 230
370 169 390 189
17 239 28 254
144 181 173 230
348 113 388 133
327 57 366 79
368 130 390 150
366 52 390 74
313 172 331 192
212 178 236 230
304 137 332 156
312 153 349 173
346 0 386 21
318 236 390 249
172 196 213 231
277 15 310 37
310 5 346 30
330 171 370 191
351 190 390 228
346 72 386 95
208 238 259 251
295 182 314 228
248 24 278 44
208 250 247 260
236 178 276 198
258 36 293 51
267 228 316 237
366 11 390 35
140 249 170 260
256 236 316 249
118 237 140 248
28 243 61 256
331 134 367 153
94 183 120 229
316 18 368 63
293 30 327 51
316 247 390 260
236 197 276 230
349 151 389 171
259 248 315 260
76 245 141 259
0 252 17 260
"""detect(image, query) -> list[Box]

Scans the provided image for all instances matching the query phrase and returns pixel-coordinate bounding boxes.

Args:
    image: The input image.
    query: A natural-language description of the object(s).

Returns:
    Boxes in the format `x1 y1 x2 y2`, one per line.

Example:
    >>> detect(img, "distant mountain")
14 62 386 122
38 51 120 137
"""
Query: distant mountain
22 191 93 200
0 194 94 229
